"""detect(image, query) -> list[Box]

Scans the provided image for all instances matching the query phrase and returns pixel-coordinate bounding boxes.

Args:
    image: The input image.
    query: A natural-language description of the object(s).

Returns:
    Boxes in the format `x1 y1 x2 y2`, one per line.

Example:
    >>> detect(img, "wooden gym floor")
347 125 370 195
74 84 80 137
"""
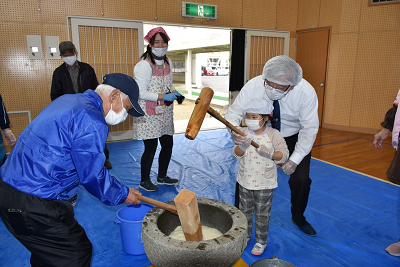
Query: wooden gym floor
312 128 395 182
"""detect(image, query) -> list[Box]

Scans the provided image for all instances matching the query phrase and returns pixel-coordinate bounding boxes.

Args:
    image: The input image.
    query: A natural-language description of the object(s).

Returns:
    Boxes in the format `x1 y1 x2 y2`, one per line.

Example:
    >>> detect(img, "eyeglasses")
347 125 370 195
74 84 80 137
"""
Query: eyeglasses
264 80 290 92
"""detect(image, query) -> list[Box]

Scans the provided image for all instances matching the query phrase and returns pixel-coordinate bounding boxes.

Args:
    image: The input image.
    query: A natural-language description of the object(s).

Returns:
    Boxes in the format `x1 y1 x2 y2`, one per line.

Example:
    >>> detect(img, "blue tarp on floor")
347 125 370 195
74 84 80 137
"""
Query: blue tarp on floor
1 130 400 266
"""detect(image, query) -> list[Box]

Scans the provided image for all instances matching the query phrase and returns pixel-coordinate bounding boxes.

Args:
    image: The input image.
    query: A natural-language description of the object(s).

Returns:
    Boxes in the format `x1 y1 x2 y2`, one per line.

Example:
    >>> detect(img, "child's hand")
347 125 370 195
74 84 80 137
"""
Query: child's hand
238 135 253 151
256 145 274 159
231 130 247 145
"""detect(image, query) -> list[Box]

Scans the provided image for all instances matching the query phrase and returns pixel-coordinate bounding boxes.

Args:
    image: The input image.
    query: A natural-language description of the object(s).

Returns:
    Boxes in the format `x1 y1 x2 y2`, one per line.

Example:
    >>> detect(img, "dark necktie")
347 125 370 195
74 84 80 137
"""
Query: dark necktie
273 100 281 131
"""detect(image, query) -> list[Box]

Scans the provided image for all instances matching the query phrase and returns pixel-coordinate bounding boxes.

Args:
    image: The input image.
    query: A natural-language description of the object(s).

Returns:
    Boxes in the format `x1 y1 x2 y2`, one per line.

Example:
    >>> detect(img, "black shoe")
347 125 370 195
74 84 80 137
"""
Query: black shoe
292 220 316 236
157 176 178 185
104 160 113 169
139 180 159 192
68 194 78 207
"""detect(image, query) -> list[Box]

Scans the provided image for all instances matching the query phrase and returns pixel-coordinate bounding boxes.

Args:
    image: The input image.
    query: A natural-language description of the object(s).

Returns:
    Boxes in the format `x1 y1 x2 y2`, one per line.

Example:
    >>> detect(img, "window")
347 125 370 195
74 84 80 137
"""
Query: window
369 0 400 5
172 62 185 74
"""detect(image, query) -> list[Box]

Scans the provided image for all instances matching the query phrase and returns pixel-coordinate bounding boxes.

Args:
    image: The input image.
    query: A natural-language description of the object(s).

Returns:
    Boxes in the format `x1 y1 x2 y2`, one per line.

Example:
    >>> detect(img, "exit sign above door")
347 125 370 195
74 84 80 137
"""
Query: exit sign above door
182 2 217 19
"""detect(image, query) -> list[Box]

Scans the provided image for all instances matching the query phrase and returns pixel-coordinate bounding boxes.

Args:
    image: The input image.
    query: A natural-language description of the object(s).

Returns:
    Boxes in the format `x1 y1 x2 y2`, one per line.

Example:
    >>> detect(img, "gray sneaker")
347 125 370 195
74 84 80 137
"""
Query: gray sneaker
139 180 159 192
157 176 178 185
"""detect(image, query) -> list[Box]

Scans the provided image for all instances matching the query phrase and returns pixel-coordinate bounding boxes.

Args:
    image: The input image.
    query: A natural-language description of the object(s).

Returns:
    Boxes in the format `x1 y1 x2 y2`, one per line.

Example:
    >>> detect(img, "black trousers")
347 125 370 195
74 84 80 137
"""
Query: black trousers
0 179 92 267
104 143 110 160
141 135 173 183
235 132 312 226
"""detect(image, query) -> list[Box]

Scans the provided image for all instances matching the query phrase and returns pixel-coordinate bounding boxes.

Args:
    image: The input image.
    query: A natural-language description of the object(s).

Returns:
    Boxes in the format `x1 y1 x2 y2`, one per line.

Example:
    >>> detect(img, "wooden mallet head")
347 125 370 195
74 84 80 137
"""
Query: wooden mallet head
185 87 214 140
185 87 260 149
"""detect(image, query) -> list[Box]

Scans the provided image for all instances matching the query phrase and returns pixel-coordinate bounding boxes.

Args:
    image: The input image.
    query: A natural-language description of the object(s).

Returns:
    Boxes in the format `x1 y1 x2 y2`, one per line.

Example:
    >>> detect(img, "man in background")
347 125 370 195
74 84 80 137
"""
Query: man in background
50 41 112 169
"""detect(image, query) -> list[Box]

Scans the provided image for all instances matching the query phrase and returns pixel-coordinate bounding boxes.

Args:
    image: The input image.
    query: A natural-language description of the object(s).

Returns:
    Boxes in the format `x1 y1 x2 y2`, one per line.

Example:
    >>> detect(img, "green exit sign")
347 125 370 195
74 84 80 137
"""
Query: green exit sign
182 2 217 19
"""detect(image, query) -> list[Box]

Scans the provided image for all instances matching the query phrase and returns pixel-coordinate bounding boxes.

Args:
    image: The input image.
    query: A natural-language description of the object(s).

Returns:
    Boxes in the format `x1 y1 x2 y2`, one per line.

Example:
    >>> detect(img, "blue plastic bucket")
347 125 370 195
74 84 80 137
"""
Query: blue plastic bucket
115 204 153 255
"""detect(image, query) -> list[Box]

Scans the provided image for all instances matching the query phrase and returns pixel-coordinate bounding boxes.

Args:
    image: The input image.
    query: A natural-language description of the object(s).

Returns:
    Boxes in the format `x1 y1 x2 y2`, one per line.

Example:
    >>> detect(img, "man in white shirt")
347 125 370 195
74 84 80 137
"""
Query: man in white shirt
225 55 319 236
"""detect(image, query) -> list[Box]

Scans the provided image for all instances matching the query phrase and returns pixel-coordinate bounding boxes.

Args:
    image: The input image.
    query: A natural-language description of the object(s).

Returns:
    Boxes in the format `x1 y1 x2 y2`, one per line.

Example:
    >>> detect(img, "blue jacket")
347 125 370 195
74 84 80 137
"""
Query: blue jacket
0 90 128 205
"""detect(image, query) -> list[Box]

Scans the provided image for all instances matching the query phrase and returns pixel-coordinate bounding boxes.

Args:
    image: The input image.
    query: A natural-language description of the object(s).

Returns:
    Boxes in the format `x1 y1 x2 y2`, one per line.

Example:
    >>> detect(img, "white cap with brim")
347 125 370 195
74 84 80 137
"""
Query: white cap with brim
102 73 145 117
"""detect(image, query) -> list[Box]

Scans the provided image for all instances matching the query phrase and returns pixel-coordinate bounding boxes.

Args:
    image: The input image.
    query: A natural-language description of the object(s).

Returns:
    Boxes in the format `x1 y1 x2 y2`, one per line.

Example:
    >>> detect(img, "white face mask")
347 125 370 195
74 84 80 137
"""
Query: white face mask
152 47 168 58
245 118 264 131
264 83 289 101
105 95 128 125
63 55 77 66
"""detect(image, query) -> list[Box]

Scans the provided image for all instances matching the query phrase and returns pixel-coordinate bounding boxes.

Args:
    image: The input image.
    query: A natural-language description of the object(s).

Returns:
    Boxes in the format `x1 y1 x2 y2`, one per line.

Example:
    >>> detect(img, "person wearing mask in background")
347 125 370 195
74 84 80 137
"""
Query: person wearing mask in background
232 99 289 255
50 41 113 170
0 73 144 267
0 94 17 166
373 88 400 257
225 55 319 236
133 27 185 192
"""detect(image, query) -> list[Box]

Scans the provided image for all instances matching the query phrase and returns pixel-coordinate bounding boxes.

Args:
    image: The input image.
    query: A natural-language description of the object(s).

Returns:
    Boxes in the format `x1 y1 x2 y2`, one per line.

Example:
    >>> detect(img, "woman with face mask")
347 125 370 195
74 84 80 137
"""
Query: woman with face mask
133 27 185 192
233 98 289 256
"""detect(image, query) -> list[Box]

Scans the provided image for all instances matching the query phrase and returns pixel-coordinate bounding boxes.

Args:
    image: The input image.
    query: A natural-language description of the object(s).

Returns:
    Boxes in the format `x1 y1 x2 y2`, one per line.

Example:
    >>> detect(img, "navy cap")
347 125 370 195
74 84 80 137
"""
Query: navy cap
102 73 144 117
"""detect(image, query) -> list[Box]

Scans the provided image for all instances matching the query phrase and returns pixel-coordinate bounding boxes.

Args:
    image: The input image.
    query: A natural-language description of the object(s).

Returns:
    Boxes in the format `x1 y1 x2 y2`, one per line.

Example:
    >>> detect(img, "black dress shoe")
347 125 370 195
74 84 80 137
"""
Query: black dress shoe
104 160 113 169
292 220 316 236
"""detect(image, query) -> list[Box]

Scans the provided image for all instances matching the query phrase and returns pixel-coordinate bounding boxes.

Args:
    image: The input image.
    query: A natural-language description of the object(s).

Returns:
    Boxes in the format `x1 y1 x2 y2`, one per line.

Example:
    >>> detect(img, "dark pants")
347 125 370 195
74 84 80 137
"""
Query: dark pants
0 179 92 267
235 132 312 226
141 135 173 182
104 144 110 160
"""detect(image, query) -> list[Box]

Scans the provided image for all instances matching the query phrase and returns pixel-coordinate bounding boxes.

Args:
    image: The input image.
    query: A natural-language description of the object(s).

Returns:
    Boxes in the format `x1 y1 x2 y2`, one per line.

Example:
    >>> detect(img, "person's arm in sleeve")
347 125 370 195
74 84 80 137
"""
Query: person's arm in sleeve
374 105 396 149
374 90 399 149
289 90 319 165
269 130 289 164
134 60 160 101
89 66 99 90
224 88 248 128
71 122 133 206
0 95 10 130
0 95 16 146
50 71 63 101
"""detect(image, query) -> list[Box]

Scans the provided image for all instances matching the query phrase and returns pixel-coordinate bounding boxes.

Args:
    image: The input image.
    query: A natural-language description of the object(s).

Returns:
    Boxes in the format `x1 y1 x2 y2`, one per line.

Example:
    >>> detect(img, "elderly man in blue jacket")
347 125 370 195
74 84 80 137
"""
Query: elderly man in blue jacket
0 73 144 267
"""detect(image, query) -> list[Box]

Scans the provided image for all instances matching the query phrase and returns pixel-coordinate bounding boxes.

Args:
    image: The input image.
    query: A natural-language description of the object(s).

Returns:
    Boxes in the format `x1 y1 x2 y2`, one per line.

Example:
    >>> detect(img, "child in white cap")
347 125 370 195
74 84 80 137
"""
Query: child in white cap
233 98 289 256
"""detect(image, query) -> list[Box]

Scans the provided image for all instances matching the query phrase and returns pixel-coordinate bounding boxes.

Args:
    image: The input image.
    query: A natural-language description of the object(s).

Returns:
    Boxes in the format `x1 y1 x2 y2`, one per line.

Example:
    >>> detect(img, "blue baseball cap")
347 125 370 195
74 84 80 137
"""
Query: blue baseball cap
102 73 144 117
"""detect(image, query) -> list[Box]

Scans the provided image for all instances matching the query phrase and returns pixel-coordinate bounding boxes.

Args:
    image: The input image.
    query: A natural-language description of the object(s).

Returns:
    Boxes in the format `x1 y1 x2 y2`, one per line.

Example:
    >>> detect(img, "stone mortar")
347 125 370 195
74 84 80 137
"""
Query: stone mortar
142 197 247 267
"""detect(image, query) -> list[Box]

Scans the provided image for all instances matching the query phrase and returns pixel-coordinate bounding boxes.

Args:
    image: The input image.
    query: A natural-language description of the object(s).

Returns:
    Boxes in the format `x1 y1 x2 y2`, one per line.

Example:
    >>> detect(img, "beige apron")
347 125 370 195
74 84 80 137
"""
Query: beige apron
132 58 174 140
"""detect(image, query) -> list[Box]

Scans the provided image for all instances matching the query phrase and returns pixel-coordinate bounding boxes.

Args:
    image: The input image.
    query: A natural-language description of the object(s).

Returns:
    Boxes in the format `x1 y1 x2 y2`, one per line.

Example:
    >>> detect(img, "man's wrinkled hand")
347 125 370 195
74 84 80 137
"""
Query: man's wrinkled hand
125 188 141 205
373 128 389 149
2 128 16 146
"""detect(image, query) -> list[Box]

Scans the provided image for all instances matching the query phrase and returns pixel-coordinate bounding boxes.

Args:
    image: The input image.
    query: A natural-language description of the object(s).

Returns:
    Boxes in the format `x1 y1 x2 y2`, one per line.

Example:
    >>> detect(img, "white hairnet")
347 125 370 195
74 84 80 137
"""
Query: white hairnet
244 99 274 115
262 55 303 86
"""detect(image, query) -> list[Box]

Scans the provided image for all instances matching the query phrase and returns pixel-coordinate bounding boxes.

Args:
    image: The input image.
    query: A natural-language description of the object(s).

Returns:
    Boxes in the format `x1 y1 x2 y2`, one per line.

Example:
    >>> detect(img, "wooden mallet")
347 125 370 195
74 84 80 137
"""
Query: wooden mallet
137 195 178 215
137 190 203 241
174 189 203 241
185 87 259 149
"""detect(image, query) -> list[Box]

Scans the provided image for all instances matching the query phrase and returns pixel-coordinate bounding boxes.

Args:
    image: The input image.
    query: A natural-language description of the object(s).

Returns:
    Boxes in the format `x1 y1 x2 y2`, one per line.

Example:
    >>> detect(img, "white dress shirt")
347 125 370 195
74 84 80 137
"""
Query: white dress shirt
225 75 319 165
